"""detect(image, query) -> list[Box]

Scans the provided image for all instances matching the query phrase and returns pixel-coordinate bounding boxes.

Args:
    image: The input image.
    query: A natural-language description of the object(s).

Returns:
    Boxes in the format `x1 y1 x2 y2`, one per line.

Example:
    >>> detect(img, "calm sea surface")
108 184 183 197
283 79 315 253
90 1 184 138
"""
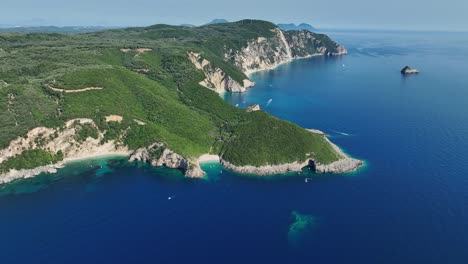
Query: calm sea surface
1 31 468 263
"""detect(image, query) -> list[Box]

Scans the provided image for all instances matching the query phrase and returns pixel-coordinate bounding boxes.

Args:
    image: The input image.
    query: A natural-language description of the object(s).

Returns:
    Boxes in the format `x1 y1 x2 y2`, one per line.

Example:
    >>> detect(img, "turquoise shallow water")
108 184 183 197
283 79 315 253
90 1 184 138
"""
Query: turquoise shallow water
1 31 468 263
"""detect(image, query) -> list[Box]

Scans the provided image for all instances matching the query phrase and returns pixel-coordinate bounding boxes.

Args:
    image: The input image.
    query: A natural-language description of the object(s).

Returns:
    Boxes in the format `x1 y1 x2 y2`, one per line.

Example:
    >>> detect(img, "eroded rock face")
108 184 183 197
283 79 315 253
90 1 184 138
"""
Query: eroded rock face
226 28 347 75
128 143 205 178
220 159 311 175
0 119 130 184
313 137 363 173
188 28 346 94
246 104 261 112
219 136 363 175
225 29 293 75
0 119 129 165
188 52 254 94
314 158 363 173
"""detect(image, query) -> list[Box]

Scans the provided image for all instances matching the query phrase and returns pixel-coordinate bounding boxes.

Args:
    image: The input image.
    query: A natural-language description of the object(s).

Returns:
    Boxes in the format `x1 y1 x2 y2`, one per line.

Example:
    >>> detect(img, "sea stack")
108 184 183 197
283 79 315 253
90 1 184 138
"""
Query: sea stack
401 66 419 74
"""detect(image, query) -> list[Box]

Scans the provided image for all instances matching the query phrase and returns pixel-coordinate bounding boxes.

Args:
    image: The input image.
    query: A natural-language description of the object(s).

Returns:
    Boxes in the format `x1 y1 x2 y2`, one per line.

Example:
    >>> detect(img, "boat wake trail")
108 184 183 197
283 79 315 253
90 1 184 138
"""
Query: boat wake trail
332 130 351 136
266 98 273 107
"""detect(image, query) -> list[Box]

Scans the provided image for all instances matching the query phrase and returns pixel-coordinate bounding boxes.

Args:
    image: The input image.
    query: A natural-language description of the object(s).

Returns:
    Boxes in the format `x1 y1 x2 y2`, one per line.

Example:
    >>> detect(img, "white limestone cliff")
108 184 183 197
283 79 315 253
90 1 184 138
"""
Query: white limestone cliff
0 119 131 184
188 51 254 93
189 28 347 94
128 143 205 178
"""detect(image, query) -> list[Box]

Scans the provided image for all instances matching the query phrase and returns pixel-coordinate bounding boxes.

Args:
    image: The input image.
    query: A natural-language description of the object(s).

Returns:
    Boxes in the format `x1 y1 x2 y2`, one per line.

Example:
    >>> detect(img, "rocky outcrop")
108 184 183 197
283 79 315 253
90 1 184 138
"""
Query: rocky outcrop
0 119 208 185
246 104 261 112
306 128 326 136
221 159 311 175
105 115 123 123
220 136 362 175
0 118 130 184
0 164 62 185
188 51 254 94
314 137 363 173
401 66 419 74
314 158 362 173
225 28 347 75
128 143 205 178
189 28 346 94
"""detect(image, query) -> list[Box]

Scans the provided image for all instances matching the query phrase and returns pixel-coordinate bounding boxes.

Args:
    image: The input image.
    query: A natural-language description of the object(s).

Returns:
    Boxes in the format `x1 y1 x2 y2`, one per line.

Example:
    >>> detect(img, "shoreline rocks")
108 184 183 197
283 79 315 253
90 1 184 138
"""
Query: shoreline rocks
128 143 205 178
189 28 347 94
221 159 311 175
0 163 63 185
219 135 362 175
246 104 261 112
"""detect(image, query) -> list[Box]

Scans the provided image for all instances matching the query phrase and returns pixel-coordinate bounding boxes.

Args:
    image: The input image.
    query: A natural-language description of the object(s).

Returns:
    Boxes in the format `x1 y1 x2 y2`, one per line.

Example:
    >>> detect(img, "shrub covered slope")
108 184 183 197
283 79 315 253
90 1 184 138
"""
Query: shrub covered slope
0 20 342 171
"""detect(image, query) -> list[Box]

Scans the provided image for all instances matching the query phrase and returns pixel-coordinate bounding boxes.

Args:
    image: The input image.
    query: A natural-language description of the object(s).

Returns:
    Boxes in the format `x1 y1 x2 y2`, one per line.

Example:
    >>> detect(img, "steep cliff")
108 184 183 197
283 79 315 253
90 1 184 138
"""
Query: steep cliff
128 142 205 178
0 19 361 184
0 119 205 184
228 28 347 75
188 52 254 93
0 119 131 184
191 27 347 93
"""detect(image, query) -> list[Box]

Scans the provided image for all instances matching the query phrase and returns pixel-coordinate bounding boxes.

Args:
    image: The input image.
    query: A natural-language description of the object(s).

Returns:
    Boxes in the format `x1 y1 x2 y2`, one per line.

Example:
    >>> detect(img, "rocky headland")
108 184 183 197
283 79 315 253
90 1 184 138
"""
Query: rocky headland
189 27 347 94
0 20 361 185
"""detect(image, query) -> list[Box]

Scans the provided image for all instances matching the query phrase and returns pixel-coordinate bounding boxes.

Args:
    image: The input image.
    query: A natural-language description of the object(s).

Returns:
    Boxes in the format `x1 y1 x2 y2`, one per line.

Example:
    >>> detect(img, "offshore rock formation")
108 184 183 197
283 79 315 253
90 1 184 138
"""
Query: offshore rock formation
401 66 419 74
128 143 205 178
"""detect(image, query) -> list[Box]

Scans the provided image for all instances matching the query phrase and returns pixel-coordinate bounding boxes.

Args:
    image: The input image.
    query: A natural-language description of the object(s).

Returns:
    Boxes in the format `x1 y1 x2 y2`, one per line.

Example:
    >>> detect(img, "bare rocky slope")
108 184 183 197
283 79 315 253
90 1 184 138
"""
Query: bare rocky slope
189 28 346 94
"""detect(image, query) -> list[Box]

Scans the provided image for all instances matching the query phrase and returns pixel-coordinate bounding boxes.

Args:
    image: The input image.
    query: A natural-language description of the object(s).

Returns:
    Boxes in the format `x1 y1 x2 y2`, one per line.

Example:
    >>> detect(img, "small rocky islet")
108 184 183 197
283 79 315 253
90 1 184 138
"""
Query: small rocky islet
401 66 419 74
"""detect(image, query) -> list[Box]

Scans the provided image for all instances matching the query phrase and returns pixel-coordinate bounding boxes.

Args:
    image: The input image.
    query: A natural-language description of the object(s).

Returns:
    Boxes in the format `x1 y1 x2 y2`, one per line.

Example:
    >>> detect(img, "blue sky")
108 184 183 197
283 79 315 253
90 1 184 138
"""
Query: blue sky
1 0 467 31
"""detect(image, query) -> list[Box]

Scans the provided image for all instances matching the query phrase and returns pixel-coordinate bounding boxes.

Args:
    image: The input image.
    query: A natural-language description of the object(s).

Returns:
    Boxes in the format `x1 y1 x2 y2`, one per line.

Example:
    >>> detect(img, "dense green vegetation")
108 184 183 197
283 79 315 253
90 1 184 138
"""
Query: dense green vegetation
0 20 340 172
221 112 339 166
0 149 63 174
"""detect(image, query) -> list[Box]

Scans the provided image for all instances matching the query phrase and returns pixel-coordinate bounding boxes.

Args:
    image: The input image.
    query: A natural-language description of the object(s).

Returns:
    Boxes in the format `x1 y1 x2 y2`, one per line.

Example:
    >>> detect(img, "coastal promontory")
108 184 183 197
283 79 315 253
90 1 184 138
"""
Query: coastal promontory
0 20 361 184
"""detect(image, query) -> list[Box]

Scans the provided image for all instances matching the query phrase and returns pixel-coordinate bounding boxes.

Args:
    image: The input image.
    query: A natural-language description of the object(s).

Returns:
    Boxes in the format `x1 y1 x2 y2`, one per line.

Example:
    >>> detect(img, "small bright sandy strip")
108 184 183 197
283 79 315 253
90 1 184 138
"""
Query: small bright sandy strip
197 154 220 163
105 115 123 123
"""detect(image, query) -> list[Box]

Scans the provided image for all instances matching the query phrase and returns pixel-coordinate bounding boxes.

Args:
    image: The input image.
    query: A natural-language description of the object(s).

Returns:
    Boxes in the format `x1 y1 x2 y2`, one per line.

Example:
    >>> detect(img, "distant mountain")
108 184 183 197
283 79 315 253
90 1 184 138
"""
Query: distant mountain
205 19 229 25
0 26 116 34
277 23 317 32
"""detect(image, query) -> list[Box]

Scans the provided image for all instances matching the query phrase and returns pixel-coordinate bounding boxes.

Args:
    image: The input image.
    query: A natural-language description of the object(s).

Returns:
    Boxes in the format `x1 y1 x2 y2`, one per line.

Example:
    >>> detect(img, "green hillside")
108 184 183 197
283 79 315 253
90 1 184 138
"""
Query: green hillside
0 20 341 172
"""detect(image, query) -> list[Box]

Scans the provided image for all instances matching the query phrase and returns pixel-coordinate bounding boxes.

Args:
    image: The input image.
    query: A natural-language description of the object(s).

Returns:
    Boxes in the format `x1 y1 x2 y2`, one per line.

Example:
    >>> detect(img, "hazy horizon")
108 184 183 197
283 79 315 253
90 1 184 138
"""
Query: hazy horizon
1 0 468 31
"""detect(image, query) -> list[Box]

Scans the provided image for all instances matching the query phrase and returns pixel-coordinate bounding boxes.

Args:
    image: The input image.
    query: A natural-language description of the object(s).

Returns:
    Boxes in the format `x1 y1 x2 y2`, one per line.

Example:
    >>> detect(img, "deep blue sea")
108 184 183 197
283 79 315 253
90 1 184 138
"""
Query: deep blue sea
1 31 468 263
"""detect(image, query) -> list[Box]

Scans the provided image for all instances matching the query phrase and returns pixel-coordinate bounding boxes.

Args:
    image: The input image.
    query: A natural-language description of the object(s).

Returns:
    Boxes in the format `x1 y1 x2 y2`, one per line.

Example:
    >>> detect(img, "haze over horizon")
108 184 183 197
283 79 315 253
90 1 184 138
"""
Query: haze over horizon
2 0 467 31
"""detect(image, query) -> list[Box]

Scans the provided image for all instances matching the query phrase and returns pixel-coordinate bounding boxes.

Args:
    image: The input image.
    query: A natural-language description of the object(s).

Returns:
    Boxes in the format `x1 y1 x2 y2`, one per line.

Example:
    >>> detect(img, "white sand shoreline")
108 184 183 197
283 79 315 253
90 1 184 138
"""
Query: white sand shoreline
197 154 220 164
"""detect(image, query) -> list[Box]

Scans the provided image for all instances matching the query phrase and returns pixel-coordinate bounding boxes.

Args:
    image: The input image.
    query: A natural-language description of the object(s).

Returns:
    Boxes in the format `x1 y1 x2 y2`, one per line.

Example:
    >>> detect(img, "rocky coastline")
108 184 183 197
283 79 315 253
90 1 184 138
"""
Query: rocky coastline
0 26 357 185
190 27 347 94
128 143 205 178
0 128 362 184
219 141 362 176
